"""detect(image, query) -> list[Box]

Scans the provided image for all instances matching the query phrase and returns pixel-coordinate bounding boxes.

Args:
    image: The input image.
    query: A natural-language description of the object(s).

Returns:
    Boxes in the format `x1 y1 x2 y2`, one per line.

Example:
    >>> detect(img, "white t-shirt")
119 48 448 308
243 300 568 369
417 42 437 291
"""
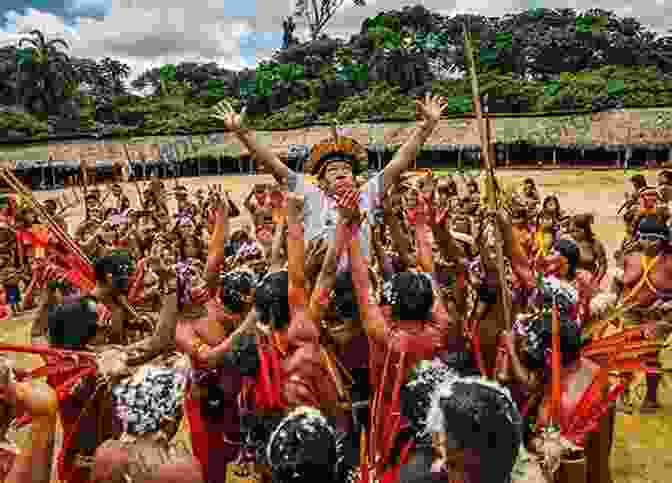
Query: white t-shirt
287 169 385 263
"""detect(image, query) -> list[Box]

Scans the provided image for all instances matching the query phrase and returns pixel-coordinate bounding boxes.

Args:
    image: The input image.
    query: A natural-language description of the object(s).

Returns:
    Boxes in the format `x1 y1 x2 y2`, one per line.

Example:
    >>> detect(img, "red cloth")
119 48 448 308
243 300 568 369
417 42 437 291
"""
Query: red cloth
46 371 98 483
185 384 240 483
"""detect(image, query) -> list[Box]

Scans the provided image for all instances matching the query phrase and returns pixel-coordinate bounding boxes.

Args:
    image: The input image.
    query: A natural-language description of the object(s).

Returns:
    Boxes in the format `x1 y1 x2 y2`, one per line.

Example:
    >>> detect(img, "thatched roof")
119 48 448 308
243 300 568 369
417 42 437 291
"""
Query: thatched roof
2 108 672 167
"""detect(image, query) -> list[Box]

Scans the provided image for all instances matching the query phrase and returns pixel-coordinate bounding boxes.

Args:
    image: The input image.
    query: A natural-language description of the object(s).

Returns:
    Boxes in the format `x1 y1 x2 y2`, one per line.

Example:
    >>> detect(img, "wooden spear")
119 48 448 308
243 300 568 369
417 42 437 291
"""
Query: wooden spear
463 23 513 330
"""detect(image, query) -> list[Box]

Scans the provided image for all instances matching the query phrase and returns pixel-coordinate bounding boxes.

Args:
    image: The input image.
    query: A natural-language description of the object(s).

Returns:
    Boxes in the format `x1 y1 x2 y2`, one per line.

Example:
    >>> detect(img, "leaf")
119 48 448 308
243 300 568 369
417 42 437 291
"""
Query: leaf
351 63 369 81
448 95 472 112
607 79 625 96
544 81 562 97
496 31 513 49
159 64 177 81
480 48 498 65
239 79 256 97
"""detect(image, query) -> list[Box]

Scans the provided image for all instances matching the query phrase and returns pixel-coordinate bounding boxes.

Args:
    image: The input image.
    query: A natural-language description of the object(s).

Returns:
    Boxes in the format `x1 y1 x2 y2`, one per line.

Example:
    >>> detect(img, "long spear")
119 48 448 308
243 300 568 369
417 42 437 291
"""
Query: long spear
463 23 512 330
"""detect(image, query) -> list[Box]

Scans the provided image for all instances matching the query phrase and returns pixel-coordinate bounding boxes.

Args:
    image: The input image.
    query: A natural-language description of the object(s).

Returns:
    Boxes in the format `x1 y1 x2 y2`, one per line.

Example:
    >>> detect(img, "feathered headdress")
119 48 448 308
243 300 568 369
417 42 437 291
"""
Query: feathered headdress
306 124 367 177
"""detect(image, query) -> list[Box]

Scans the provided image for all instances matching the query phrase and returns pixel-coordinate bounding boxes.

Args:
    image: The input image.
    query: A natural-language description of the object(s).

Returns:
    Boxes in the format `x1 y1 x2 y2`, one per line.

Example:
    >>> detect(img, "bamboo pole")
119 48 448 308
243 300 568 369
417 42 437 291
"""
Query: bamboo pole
463 23 512 330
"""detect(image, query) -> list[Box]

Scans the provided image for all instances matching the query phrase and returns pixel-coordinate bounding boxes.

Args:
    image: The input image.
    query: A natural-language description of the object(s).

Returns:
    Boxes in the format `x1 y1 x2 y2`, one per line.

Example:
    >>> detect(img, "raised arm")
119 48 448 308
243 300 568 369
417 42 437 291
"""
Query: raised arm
381 95 447 191
212 101 290 183
243 186 258 216
414 190 435 273
204 197 230 290
286 193 306 298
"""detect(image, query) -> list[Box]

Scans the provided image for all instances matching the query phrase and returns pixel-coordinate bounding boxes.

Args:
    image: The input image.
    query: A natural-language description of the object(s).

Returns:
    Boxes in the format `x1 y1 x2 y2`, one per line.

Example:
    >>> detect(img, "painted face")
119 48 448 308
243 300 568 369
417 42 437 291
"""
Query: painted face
323 161 354 193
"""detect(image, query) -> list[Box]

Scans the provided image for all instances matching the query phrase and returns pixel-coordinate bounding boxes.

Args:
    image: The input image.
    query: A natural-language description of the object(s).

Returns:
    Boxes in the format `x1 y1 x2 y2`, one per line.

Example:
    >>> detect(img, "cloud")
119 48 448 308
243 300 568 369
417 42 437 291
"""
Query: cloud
66 0 113 19
0 0 670 86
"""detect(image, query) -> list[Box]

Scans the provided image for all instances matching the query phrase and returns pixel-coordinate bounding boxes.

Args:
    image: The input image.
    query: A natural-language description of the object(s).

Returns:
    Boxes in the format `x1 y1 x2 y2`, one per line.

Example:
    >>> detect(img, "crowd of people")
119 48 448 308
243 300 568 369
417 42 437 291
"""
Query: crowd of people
0 94 670 483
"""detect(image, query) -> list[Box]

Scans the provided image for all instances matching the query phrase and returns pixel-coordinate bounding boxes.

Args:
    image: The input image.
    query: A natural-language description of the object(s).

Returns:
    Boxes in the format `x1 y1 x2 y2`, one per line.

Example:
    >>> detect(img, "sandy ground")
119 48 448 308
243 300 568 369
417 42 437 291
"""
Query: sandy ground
2 167 670 482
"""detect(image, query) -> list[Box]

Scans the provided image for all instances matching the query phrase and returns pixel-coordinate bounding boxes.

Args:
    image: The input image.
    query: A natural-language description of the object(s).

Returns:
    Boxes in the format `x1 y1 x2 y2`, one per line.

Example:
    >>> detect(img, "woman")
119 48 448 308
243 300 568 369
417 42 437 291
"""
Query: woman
0 360 58 483
570 214 608 322
535 196 563 259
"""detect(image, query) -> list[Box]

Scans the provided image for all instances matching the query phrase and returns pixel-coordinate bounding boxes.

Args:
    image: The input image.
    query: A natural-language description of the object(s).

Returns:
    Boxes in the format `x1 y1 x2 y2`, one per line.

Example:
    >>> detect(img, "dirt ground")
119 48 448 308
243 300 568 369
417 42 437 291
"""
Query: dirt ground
3 168 671 482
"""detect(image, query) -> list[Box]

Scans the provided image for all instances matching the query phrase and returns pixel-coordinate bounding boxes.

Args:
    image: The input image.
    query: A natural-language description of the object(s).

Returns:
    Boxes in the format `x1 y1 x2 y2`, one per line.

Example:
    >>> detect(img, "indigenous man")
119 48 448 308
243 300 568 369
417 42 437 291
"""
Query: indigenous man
657 170 672 203
521 177 541 216
612 217 672 412
212 94 448 268
173 185 197 219
29 254 136 483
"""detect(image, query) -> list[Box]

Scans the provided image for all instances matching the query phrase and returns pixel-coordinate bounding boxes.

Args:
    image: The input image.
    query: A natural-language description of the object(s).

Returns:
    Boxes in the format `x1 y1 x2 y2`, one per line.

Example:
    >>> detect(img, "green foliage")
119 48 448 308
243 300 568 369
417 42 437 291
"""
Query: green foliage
0 112 49 137
335 82 405 120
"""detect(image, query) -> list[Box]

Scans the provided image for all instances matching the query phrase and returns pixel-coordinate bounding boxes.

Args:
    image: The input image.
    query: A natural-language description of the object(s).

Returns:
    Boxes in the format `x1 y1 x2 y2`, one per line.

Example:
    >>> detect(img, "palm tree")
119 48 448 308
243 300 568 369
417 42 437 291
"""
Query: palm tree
17 29 73 114
99 57 131 96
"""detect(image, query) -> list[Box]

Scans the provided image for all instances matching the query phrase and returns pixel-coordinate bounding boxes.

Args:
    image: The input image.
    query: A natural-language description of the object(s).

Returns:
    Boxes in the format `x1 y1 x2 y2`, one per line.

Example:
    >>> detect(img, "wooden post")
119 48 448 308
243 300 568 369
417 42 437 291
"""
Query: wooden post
463 23 512 331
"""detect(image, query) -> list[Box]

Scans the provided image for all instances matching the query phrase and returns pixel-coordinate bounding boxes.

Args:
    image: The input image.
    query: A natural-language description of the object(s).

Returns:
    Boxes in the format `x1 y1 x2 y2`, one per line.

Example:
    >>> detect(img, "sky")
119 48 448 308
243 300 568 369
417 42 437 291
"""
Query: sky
0 0 670 89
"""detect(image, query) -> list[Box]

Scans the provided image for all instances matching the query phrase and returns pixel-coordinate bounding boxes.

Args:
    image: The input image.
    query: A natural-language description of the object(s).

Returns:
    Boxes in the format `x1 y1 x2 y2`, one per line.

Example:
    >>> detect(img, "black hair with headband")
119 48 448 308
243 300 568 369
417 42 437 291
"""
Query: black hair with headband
381 272 434 321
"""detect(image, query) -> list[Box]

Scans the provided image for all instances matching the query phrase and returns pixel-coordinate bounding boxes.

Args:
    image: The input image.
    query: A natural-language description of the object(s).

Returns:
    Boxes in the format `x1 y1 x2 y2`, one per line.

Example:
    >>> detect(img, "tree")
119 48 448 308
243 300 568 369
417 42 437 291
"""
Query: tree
294 0 366 41
99 57 131 96
17 29 73 114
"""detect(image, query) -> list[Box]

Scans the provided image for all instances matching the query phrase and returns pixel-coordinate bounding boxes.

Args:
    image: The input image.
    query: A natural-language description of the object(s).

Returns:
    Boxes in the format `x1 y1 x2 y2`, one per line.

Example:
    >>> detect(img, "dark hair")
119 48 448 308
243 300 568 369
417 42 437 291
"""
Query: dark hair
93 253 131 290
256 271 290 330
524 178 535 185
381 272 434 321
48 299 98 349
525 316 582 370
220 271 257 314
438 380 522 483
267 410 340 483
553 238 579 280
400 362 457 445
542 195 561 218
333 270 360 322
221 333 260 377
630 174 647 190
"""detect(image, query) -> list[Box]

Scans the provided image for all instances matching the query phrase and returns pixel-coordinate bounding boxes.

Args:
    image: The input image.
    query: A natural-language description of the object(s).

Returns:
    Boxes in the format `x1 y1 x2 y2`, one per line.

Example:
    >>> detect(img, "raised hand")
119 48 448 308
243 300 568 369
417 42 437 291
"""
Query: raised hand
211 100 247 132
335 189 361 225
286 192 305 222
416 93 448 125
